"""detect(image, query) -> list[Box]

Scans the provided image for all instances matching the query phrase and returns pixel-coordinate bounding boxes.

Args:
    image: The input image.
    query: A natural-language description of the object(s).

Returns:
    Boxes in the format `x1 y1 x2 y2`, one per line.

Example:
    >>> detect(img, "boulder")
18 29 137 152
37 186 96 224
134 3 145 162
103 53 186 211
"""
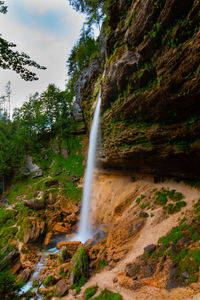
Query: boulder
56 279 69 297
144 244 156 254
32 169 43 179
44 232 53 246
57 241 82 260
45 179 58 187
25 156 40 173
139 211 149 218
60 202 79 216
11 259 21 274
63 213 77 225
43 274 59 287
20 268 32 282
182 271 189 279
0 247 20 272
24 219 45 244
53 222 71 233
65 175 80 183
125 263 134 277
25 200 45 210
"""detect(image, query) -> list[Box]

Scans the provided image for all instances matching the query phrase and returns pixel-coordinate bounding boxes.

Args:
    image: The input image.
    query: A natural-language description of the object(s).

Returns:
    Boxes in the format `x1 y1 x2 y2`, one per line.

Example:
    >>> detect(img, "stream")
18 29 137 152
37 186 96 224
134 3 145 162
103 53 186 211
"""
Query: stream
20 234 66 298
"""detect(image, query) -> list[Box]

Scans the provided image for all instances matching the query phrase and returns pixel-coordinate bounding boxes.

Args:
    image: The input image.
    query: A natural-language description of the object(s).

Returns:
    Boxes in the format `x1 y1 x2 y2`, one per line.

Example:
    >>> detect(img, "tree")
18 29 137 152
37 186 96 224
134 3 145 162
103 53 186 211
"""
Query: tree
67 26 99 84
12 84 74 139
0 1 46 80
5 81 11 120
68 0 104 25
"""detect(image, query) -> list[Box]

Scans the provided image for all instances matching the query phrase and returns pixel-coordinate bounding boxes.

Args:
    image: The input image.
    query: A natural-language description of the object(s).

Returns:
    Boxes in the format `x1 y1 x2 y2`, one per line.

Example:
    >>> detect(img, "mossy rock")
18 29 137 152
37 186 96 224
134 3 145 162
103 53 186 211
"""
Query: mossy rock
70 247 89 287
43 275 58 287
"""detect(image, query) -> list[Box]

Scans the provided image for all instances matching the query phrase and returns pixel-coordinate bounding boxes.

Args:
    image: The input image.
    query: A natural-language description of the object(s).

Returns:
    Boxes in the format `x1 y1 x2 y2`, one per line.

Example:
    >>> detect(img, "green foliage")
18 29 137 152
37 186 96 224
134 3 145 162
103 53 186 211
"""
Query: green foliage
136 194 145 205
0 209 15 225
0 117 26 183
0 2 45 81
13 84 73 138
98 259 107 269
43 275 56 287
165 201 187 214
67 27 99 85
0 81 76 187
153 188 185 214
158 225 186 248
84 285 98 299
59 267 67 277
154 192 168 205
68 0 104 25
0 269 23 299
92 288 122 300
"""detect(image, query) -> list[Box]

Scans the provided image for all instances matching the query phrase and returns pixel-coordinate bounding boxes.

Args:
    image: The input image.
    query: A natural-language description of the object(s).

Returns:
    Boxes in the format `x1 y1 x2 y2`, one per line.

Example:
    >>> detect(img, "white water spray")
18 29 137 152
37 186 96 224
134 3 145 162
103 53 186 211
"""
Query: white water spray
75 90 101 243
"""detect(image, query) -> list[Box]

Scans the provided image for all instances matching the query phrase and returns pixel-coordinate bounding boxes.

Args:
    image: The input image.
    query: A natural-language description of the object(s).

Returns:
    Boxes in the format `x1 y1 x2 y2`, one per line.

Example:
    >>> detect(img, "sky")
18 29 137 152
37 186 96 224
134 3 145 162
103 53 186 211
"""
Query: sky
0 0 86 114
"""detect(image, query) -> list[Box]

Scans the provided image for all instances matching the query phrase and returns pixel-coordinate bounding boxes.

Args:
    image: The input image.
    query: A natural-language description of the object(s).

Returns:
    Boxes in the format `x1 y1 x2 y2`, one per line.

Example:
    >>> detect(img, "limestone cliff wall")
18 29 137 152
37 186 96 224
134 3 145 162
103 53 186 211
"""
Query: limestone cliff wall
76 0 200 179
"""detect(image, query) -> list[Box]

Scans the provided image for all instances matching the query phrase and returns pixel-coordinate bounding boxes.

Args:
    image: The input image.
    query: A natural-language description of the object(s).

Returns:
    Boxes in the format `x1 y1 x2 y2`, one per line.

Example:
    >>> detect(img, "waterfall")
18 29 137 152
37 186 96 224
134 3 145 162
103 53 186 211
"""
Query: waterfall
75 90 101 243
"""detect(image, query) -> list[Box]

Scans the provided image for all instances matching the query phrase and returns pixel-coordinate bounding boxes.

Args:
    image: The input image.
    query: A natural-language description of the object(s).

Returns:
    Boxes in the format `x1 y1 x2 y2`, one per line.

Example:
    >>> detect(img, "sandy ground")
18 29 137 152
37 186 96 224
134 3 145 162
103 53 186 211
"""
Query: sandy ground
63 171 200 300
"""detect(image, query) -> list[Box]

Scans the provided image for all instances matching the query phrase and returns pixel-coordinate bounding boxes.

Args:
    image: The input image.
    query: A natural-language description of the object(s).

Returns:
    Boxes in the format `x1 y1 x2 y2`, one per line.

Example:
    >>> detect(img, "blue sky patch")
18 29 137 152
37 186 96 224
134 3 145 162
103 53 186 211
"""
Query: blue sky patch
10 2 69 36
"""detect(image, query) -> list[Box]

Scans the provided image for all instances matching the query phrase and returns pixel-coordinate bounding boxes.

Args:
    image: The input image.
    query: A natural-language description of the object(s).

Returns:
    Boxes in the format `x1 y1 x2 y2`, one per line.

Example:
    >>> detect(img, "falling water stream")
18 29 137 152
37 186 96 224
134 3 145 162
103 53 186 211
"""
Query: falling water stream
73 89 102 243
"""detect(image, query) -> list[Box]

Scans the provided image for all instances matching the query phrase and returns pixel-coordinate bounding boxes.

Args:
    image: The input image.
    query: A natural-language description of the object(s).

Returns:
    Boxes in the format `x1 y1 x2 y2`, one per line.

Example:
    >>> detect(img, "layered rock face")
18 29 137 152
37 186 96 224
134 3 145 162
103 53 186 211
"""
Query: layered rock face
100 0 200 179
79 0 200 179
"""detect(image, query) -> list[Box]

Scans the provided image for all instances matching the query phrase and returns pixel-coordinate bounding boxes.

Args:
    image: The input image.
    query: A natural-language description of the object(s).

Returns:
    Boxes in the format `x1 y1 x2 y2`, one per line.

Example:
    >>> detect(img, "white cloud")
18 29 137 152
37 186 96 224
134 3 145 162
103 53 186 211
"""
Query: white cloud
0 0 85 114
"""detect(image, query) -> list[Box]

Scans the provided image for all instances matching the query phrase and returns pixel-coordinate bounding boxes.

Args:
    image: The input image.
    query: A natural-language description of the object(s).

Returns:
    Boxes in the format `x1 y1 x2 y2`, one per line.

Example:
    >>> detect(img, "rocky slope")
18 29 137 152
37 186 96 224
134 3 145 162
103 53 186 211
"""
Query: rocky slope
77 0 200 180
31 173 200 300
0 132 87 295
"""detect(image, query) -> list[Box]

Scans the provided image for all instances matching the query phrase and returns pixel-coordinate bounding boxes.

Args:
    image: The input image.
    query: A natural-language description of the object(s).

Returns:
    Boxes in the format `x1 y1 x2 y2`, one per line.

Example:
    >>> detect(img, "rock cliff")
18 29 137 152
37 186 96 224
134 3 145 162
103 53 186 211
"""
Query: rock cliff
78 0 200 180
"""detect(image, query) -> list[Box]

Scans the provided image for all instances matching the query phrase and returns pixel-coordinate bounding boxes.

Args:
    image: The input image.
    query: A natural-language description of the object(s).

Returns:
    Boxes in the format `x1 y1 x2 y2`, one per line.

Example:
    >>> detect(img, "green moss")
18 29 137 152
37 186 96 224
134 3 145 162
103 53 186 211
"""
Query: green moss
43 275 56 287
0 209 15 225
92 289 122 300
153 188 185 214
59 267 67 277
158 225 186 248
60 249 68 262
97 259 107 269
166 201 187 214
84 285 98 299
70 247 89 291
62 182 82 202
188 274 198 283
